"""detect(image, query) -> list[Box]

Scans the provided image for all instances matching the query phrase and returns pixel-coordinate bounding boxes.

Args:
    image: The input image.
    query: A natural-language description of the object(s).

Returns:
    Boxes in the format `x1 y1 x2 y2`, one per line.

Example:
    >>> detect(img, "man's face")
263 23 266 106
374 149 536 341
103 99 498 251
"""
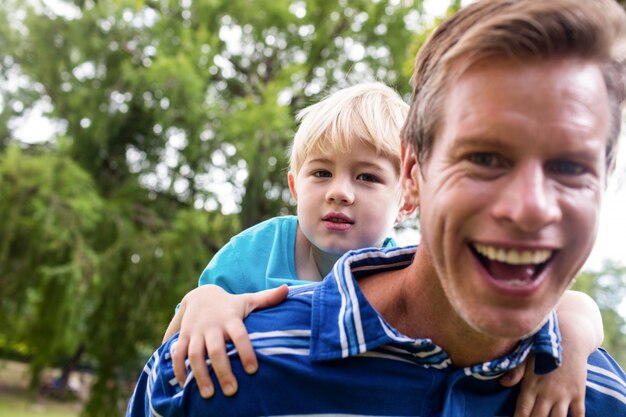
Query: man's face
290 141 404 256
412 57 610 339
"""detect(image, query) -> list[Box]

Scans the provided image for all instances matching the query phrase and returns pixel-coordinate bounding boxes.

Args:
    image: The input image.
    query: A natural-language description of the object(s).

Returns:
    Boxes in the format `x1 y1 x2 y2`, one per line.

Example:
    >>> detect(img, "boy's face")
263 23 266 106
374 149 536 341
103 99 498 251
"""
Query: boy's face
406 57 609 339
289 141 405 256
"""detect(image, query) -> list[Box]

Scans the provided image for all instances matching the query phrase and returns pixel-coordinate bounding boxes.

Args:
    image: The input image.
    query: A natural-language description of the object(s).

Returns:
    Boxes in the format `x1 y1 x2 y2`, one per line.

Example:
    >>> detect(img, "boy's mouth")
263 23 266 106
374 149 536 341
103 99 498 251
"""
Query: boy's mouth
322 213 354 231
471 243 555 286
322 213 354 224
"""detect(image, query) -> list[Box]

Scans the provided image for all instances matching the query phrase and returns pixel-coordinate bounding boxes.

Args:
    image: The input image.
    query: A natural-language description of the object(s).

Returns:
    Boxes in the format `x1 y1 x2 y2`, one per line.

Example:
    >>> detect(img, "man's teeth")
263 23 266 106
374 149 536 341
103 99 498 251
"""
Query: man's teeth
473 244 552 265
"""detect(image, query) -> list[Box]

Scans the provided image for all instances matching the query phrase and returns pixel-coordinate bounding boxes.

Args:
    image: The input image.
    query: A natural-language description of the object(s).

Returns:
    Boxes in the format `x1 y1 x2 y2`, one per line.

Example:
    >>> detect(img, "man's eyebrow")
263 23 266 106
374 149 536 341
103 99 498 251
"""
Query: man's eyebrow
449 136 517 153
454 136 510 147
455 135 601 155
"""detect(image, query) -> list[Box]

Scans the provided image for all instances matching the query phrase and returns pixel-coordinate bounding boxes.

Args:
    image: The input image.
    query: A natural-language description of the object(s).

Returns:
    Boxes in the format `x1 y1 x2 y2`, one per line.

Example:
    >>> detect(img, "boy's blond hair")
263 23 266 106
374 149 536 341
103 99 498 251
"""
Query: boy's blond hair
289 82 408 175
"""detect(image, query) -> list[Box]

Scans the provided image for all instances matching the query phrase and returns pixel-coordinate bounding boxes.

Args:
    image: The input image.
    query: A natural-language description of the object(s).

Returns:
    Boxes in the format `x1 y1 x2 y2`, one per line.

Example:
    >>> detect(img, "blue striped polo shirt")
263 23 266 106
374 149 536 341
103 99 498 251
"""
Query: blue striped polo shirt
127 246 626 417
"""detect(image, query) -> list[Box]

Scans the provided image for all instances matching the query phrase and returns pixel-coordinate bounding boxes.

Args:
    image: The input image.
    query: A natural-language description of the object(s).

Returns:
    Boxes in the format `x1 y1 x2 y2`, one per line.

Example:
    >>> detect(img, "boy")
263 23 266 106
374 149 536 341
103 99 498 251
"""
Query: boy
163 82 604 417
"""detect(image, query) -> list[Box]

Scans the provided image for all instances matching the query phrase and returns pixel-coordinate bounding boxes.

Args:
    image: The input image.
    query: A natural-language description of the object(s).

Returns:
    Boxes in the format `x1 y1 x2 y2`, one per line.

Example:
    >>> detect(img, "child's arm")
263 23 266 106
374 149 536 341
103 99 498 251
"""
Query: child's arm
163 284 289 398
500 290 603 417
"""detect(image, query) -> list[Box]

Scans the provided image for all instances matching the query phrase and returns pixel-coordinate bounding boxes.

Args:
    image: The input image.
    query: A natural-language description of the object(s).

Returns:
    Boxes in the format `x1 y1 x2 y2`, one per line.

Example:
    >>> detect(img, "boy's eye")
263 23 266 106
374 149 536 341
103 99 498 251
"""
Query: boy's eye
313 170 332 178
546 160 586 176
357 173 380 183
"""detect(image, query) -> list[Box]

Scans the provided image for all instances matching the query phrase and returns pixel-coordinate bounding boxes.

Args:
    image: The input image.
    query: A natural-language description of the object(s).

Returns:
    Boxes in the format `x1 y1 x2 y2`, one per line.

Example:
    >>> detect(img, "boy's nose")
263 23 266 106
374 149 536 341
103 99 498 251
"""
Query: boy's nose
326 178 355 205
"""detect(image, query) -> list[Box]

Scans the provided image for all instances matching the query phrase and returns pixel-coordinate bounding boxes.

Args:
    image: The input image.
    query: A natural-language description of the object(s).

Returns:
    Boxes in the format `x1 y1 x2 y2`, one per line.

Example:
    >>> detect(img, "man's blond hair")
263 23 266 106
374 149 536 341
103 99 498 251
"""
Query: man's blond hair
289 82 408 175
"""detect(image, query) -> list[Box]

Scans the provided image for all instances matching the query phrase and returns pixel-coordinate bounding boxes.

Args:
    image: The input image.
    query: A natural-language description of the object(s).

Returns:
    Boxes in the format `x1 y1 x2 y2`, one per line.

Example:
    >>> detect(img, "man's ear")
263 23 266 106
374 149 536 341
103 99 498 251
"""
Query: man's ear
400 142 420 210
288 171 298 202
395 197 418 225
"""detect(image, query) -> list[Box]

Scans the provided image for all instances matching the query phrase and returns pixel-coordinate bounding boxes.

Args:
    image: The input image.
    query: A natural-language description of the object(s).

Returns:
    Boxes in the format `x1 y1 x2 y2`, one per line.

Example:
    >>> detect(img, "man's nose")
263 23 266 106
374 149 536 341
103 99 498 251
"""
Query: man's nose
326 176 355 205
492 162 562 232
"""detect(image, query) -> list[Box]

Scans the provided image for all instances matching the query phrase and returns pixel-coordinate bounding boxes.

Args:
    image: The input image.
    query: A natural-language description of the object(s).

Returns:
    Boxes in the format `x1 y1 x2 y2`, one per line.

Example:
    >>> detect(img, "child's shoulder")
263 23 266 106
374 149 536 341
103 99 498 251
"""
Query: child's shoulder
234 215 298 240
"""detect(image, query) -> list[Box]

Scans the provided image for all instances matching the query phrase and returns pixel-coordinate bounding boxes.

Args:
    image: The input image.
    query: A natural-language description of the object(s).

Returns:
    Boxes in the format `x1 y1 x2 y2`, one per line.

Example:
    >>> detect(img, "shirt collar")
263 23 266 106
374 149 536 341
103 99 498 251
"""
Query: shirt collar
309 245 562 378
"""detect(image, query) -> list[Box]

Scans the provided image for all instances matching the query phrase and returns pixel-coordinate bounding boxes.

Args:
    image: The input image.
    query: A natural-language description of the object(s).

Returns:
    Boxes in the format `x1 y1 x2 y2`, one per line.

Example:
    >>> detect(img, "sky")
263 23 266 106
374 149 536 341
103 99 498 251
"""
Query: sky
586 169 626 270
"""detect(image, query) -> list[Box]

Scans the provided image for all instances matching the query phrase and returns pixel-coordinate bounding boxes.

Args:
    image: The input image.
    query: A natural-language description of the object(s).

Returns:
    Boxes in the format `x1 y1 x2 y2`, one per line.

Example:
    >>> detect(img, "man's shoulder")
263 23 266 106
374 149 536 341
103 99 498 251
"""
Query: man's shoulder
585 348 626 414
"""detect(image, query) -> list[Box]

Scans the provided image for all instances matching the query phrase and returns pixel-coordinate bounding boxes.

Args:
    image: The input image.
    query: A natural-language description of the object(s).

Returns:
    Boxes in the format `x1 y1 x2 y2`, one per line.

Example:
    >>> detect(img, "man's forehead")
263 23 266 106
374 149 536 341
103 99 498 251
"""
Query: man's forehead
433 56 611 160
443 56 609 122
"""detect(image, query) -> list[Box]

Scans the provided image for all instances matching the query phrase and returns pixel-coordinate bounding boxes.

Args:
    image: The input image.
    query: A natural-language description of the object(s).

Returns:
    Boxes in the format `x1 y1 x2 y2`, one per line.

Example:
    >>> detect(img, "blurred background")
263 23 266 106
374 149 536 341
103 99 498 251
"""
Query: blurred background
0 0 624 416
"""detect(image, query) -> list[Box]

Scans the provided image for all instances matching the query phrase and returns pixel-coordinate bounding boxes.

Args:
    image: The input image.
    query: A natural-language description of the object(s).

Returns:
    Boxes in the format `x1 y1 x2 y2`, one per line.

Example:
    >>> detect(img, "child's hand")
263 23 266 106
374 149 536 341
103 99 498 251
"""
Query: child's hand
498 290 601 417
499 350 587 417
170 284 289 398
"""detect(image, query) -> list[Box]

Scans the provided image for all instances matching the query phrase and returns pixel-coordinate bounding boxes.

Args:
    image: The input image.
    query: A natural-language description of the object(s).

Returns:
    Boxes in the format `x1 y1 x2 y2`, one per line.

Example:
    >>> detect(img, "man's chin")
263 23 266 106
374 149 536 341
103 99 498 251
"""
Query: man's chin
467 309 552 341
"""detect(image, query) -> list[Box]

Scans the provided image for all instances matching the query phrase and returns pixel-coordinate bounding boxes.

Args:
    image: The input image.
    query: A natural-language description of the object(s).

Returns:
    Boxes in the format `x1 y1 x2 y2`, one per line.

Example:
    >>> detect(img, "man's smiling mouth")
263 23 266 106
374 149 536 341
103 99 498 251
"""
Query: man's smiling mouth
471 243 555 286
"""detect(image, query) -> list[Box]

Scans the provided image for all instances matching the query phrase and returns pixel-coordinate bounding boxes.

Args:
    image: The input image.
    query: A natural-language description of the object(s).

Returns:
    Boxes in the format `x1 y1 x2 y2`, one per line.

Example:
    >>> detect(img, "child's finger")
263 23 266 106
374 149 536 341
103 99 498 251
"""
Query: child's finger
163 309 183 343
188 337 214 399
512 393 534 417
525 399 550 417
500 364 525 387
228 320 258 375
513 382 540 417
546 402 569 417
245 284 289 313
568 398 585 417
206 332 237 397
172 335 190 387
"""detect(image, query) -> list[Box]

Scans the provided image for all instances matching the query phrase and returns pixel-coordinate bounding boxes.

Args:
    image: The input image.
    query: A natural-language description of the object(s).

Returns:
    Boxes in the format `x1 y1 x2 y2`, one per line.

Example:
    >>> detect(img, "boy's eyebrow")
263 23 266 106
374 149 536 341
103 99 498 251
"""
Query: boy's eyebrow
305 157 333 165
303 156 397 173
306 158 389 169
364 160 388 167
354 160 394 172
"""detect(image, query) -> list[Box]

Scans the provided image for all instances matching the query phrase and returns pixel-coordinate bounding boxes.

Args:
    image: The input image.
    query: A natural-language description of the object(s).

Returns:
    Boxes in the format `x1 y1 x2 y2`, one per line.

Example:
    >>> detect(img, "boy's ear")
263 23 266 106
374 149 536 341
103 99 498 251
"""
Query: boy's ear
288 171 298 202
400 142 420 210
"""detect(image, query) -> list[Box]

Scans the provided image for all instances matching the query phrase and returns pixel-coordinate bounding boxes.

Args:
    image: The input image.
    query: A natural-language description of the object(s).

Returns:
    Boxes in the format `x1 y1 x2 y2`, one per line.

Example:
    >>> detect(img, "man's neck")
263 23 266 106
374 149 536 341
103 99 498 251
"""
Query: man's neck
358 249 520 368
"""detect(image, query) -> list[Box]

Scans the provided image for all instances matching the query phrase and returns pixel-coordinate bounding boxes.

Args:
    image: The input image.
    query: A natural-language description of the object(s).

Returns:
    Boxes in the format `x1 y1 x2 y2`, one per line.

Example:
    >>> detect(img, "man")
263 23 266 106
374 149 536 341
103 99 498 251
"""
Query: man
127 0 626 415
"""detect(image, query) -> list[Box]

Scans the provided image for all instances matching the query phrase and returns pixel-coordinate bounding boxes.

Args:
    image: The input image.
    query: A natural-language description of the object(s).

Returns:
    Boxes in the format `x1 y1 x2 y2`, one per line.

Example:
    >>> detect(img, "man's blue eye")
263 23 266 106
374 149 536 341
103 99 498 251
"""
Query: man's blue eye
468 153 495 166
547 161 586 175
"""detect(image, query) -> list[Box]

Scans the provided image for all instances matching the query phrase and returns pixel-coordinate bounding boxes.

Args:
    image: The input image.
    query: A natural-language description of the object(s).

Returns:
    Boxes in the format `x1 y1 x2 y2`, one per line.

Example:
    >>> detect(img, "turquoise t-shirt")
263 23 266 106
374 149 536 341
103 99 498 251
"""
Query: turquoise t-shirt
197 215 397 294
198 216 304 293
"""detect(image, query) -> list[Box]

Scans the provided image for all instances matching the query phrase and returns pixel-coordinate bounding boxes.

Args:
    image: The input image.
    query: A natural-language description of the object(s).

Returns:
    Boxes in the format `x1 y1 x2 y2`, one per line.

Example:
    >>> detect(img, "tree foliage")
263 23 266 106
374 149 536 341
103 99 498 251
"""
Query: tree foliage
0 0 428 414
0 144 103 373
